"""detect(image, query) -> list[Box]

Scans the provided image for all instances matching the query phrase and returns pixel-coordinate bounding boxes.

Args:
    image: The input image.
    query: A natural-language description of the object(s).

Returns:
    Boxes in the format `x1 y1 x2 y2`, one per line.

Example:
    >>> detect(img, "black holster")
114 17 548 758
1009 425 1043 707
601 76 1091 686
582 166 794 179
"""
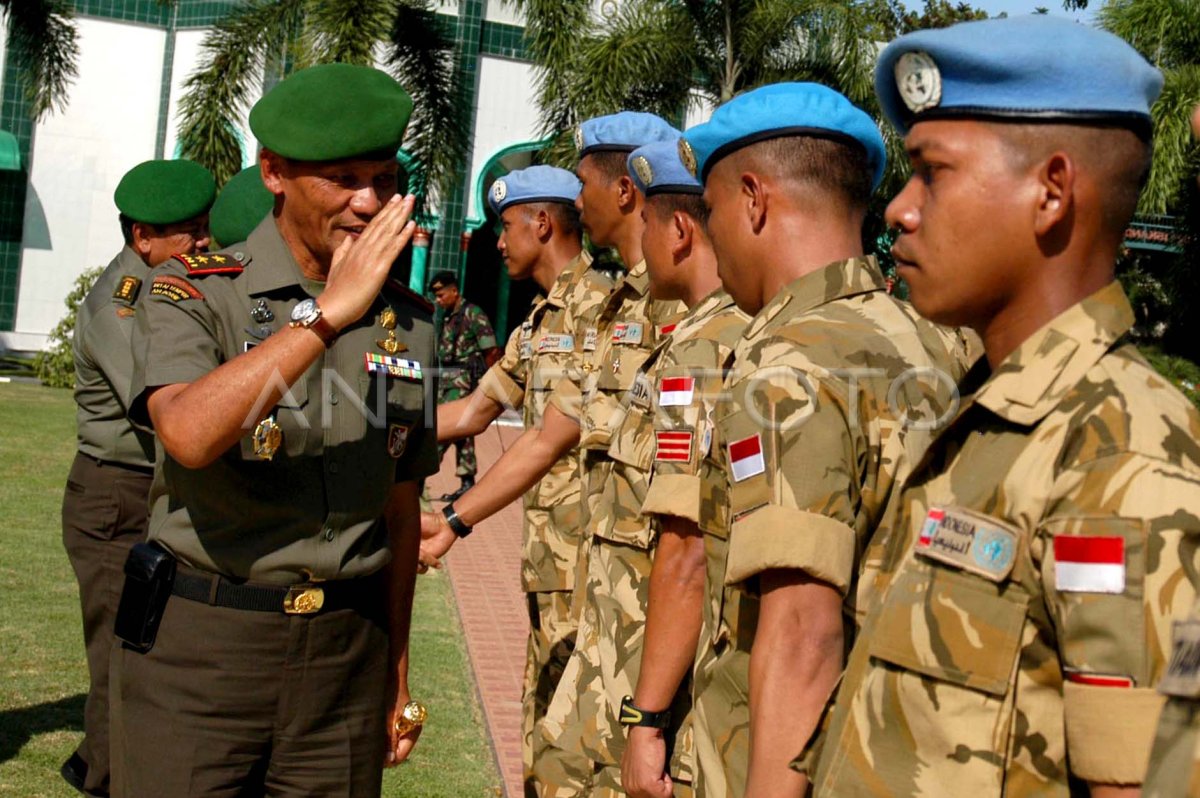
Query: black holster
114 541 176 653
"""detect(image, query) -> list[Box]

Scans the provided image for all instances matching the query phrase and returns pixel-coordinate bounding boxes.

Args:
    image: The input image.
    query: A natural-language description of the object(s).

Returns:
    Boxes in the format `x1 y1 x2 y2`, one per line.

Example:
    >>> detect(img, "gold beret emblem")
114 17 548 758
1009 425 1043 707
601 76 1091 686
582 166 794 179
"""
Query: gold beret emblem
895 51 942 114
573 126 585 152
632 155 654 187
677 138 697 177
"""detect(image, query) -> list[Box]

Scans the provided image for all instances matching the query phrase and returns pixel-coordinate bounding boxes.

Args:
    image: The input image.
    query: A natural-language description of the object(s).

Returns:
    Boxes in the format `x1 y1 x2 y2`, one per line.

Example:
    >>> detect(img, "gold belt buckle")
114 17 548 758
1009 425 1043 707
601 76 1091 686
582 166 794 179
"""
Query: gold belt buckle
283 585 325 615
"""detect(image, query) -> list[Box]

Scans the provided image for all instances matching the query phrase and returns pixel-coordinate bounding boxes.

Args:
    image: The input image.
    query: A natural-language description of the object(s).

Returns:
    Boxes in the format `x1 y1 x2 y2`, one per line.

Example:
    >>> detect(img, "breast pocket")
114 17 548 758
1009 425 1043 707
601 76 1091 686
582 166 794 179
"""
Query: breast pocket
238 375 310 459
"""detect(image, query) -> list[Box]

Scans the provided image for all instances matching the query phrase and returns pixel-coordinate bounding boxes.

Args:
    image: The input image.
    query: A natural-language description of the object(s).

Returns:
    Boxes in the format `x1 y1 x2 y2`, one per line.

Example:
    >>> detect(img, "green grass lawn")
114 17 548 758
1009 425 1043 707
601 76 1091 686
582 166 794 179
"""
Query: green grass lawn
0 381 500 797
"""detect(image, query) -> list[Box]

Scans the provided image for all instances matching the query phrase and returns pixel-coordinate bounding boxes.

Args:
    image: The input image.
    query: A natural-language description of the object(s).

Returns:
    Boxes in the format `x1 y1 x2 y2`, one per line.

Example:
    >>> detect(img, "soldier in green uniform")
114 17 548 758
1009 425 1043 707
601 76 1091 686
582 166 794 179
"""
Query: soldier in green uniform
612 140 751 798
435 164 611 796
61 158 215 797
812 17 1200 797
112 63 436 796
429 270 498 501
208 165 274 249
420 112 684 796
1136 96 1200 798
678 82 970 798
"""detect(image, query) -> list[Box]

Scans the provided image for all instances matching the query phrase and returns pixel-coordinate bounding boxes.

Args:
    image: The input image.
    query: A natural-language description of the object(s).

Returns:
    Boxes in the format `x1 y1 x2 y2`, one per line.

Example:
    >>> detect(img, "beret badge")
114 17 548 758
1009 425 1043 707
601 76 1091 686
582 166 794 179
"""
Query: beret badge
677 139 697 177
895 51 942 114
491 179 508 203
573 126 585 153
632 156 655 186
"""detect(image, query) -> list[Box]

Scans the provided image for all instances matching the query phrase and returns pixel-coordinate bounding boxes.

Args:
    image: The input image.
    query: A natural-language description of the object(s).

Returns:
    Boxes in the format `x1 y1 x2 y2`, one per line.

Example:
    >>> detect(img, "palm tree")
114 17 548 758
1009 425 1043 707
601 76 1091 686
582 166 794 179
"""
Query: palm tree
6 0 81 120
176 0 471 209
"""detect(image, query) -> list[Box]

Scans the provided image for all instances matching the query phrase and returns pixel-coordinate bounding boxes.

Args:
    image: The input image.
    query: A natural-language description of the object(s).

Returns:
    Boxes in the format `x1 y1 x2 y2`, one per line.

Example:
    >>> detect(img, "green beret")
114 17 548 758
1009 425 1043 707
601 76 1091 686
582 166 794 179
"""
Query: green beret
250 63 414 161
114 159 216 225
209 166 274 247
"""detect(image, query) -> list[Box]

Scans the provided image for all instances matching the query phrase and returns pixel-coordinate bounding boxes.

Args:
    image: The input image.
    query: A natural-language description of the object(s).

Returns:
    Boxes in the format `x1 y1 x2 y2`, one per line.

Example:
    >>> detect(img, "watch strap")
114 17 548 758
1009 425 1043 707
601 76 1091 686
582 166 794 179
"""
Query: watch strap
307 313 337 347
442 504 473 538
619 696 671 729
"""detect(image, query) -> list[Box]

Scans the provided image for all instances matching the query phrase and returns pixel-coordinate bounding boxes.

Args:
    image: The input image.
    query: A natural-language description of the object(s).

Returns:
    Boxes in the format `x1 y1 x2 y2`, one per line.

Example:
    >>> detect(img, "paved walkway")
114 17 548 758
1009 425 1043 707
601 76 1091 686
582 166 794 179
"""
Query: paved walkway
426 423 528 798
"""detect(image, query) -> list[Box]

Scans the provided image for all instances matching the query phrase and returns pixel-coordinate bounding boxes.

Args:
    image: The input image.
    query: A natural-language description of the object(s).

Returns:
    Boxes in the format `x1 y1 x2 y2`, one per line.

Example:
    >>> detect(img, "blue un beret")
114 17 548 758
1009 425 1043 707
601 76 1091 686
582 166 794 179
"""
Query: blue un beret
575 111 680 158
875 16 1163 135
487 165 581 215
627 140 702 197
680 83 887 190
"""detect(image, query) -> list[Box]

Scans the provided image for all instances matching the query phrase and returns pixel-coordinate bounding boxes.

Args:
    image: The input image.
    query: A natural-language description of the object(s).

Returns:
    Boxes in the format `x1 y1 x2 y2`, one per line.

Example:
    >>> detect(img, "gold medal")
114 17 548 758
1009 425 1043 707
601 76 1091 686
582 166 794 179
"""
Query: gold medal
252 415 282 460
377 307 407 354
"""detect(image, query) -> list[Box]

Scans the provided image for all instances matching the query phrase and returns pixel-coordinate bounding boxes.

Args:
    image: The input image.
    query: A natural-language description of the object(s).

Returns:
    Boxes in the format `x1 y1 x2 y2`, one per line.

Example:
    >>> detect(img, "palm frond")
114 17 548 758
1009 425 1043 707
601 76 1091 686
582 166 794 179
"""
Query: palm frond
386 0 471 212
4 0 79 119
300 0 394 66
507 0 595 137
1139 64 1200 215
177 0 306 186
1099 0 1200 70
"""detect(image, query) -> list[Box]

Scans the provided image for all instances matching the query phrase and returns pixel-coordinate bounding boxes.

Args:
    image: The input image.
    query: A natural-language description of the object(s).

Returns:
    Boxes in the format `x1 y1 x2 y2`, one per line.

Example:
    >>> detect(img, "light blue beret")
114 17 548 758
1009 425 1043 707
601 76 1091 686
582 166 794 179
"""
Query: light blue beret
575 111 680 158
627 140 702 197
487 165 581 215
680 83 887 190
875 16 1163 135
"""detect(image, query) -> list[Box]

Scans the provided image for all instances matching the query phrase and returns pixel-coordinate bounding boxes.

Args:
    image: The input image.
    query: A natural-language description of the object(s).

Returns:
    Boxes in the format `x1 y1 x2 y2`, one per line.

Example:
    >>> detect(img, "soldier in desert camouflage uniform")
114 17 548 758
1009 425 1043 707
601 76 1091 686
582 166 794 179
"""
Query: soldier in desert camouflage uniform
812 18 1200 797
421 112 683 796
433 165 610 796
613 141 751 798
677 82 971 798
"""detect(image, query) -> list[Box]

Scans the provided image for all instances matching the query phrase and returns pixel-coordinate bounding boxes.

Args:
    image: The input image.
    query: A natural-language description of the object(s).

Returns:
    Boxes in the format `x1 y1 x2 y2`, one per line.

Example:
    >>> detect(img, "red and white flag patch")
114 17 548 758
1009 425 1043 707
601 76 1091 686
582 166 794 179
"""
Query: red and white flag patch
659 322 677 336
655 430 693 462
1053 536 1125 594
659 377 695 407
1065 671 1133 688
918 508 944 547
728 434 765 482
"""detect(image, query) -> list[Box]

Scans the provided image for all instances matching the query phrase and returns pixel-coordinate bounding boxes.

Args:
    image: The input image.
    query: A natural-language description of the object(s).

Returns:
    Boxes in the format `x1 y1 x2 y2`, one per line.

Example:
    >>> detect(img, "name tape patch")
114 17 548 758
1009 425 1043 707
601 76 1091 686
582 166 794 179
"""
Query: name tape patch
149 275 204 302
537 334 574 354
915 507 1018 582
1160 620 1200 698
612 322 644 346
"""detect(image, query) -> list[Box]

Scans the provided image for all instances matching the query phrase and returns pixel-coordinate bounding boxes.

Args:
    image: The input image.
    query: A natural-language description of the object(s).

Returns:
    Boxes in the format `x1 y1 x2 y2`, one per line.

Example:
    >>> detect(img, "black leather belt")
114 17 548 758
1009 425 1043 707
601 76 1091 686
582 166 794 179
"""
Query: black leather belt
171 565 381 615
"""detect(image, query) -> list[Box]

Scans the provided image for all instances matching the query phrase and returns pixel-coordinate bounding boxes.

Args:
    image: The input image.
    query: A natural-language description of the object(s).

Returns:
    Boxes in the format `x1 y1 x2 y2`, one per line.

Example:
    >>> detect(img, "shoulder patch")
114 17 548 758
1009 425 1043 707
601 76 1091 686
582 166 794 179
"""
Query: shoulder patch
113 275 141 303
173 252 244 277
385 278 435 315
150 275 205 302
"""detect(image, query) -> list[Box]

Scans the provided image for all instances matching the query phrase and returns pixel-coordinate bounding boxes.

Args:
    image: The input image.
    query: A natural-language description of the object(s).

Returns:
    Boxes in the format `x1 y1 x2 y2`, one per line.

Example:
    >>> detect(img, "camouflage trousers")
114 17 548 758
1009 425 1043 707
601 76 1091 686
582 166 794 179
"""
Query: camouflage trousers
437 381 476 478
534 758 693 797
691 639 750 798
525 590 589 798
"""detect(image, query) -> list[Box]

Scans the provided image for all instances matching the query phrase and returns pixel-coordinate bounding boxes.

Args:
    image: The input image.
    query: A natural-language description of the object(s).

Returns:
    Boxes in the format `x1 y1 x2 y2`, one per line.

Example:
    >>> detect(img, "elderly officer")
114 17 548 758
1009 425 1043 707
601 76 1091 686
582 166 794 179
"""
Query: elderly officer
428 269 498 501
435 164 611 796
112 63 436 796
62 158 214 796
811 17 1200 797
612 140 751 798
207 165 274 249
681 82 970 798
420 112 684 794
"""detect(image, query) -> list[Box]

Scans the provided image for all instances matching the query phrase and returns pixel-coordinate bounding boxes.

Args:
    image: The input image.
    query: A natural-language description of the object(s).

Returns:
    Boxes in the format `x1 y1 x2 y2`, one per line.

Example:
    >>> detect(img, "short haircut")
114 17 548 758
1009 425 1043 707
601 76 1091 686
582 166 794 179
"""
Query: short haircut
991 121 1151 239
521 201 582 237
722 135 874 213
118 213 164 245
647 193 709 227
428 270 459 291
581 151 630 183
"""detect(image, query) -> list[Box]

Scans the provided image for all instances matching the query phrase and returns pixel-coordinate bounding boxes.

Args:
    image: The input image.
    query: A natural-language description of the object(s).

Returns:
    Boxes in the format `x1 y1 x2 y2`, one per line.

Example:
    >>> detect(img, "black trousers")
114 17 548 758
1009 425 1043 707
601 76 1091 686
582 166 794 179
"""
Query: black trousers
61 452 153 797
110 573 390 797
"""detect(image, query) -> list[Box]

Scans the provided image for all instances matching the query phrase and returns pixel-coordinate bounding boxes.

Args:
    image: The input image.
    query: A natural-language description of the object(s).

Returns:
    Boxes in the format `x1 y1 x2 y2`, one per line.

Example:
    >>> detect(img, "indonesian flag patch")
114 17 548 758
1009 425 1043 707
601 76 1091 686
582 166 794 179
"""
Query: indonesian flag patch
658 376 695 407
655 430 693 462
659 322 677 336
1065 670 1133 688
1053 536 1125 594
728 434 765 482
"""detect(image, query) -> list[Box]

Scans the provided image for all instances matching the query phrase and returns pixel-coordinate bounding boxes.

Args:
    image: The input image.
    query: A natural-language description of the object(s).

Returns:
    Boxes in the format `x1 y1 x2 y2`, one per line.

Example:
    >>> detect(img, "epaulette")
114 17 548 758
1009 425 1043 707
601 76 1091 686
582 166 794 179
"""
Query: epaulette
173 252 244 277
385 278 434 315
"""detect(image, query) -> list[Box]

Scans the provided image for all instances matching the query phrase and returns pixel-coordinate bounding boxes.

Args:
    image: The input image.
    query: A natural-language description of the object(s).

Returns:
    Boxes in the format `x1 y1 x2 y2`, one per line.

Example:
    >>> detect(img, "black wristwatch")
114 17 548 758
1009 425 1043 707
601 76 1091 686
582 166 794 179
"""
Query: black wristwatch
619 696 671 729
442 504 473 538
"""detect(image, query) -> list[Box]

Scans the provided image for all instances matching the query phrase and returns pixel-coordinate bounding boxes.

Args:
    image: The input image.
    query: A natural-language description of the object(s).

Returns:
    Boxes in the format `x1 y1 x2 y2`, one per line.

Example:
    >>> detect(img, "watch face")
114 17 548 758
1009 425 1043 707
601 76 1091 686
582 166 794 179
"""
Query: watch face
290 298 317 322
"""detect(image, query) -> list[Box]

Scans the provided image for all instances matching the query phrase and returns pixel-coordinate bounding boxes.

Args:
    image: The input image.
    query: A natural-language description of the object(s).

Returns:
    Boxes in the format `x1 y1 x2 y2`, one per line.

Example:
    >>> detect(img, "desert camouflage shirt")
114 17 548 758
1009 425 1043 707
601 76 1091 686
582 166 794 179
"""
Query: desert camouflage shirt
1145 598 1200 797
814 280 1200 795
692 256 969 797
479 250 612 592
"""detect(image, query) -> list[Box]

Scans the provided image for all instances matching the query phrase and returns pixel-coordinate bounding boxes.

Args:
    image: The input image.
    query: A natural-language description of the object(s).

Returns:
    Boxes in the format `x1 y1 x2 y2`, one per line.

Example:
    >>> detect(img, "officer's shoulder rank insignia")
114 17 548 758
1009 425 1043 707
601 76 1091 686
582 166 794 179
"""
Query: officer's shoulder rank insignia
387 423 411 458
173 252 245 277
113 275 141 303
150 275 205 302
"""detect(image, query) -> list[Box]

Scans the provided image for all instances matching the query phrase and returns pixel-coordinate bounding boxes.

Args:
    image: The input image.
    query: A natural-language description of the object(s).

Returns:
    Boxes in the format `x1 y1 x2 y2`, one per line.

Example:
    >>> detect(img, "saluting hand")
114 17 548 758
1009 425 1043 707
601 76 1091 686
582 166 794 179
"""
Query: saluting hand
321 193 417 332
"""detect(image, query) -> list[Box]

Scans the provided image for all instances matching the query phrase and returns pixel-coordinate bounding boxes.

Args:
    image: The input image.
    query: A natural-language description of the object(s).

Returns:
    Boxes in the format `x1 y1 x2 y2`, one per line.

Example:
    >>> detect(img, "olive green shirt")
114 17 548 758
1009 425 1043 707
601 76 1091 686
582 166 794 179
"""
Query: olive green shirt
73 246 154 467
130 217 437 585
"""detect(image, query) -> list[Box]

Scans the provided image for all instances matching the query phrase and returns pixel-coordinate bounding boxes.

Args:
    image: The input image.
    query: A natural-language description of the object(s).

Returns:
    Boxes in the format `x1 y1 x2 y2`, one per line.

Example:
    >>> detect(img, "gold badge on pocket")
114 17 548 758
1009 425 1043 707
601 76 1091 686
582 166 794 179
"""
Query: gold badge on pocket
377 307 407 354
252 415 282 460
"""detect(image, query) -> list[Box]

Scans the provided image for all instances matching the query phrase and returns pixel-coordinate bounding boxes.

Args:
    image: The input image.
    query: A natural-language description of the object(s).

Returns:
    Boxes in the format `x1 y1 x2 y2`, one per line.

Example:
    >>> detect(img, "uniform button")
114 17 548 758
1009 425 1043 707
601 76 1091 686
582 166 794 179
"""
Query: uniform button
324 527 335 541
329 392 339 405
329 462 339 474
233 251 245 261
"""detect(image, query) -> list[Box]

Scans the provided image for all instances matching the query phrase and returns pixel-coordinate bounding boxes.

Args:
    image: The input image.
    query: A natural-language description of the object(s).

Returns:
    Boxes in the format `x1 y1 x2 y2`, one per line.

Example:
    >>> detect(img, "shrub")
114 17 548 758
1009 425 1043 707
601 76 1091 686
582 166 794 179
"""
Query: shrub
34 266 103 389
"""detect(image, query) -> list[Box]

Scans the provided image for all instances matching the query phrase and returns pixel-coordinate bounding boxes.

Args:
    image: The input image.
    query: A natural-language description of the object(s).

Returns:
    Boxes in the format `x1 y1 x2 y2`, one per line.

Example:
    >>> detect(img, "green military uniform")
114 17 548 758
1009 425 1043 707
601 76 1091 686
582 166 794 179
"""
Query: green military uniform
538 258 687 793
693 257 969 798
813 282 1200 795
208 165 274 249
436 298 497 478
479 250 613 796
63 158 214 797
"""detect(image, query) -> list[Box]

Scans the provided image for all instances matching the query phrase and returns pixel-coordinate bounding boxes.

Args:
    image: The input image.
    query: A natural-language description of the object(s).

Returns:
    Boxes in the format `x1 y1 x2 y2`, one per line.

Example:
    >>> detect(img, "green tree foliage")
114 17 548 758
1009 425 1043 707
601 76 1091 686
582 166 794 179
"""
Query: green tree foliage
176 0 470 209
35 266 101 389
5 0 81 119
